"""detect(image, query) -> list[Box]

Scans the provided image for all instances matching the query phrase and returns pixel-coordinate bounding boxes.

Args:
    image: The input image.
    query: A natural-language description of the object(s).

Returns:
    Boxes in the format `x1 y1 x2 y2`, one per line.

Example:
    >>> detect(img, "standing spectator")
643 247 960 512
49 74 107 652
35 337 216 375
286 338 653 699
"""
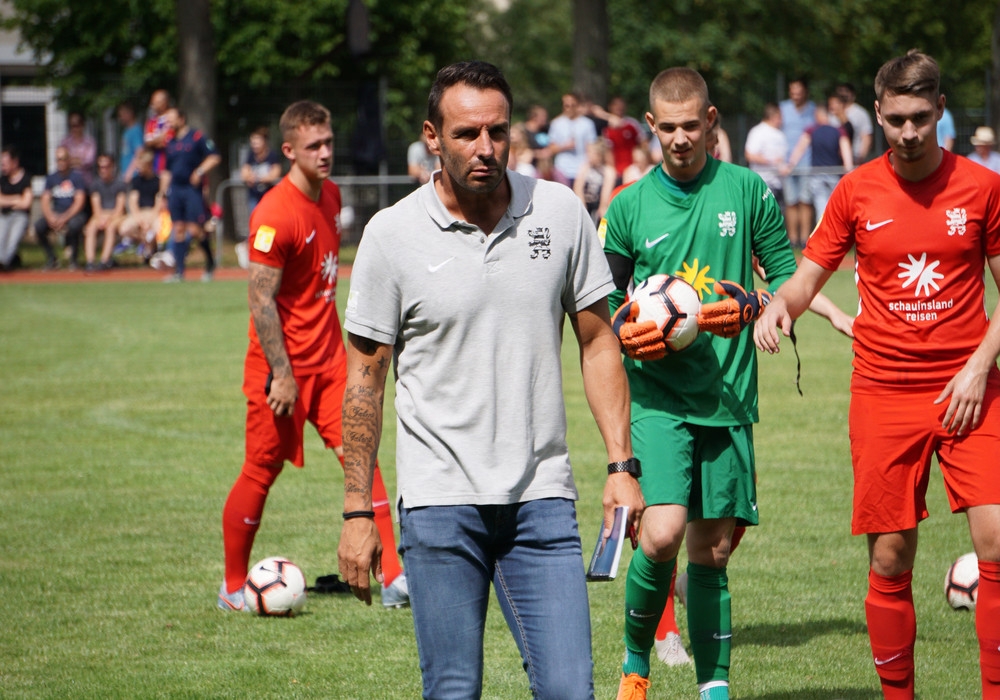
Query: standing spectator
522 103 550 161
509 124 537 177
745 103 788 208
337 60 643 699
780 77 816 248
117 102 144 182
83 154 127 272
144 89 174 174
219 100 409 613
605 66 795 700
968 127 1000 174
836 82 874 162
574 138 616 223
60 111 97 186
548 91 598 187
708 107 733 162
161 108 221 282
604 95 646 180
938 106 957 151
241 126 282 213
0 145 33 272
34 146 88 270
783 104 853 222
406 132 438 185
756 49 1000 700
622 143 654 185
119 150 161 261
827 91 855 146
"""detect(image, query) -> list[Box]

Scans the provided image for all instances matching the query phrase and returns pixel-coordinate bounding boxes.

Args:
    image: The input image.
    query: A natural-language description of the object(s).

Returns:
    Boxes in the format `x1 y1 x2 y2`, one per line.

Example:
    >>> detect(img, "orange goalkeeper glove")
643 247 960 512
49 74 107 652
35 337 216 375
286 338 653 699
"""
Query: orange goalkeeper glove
611 300 666 361
696 280 772 338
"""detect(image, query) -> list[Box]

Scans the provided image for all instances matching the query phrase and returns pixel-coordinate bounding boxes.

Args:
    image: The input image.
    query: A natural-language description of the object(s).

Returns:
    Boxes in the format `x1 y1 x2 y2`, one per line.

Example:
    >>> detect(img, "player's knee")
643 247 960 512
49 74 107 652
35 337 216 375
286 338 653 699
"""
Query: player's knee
241 460 282 490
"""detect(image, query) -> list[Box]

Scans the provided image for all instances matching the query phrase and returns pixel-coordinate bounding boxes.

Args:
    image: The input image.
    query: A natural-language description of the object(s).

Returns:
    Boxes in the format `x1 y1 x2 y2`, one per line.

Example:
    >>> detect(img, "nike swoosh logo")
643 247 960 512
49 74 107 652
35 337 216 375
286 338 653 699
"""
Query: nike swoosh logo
428 257 455 273
628 610 660 619
751 503 758 512
874 652 905 666
305 230 316 243
713 633 733 640
865 219 893 231
645 233 670 248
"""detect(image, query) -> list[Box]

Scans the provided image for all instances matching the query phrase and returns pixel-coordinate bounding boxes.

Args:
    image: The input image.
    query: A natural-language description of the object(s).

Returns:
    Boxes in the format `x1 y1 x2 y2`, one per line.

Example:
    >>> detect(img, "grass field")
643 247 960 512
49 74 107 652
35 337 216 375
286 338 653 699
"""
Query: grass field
0 264 983 698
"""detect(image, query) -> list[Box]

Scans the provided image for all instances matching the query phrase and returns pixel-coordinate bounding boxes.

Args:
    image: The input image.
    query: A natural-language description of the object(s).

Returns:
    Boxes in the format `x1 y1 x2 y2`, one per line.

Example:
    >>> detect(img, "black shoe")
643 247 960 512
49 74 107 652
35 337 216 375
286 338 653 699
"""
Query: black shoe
308 574 352 594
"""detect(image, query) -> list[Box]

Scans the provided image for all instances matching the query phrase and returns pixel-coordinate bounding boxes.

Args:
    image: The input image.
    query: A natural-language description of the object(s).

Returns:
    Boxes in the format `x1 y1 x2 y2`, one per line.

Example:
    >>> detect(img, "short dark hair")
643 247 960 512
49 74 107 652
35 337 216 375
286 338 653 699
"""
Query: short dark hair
649 67 710 114
2 143 20 161
427 61 513 130
279 100 331 142
874 49 940 101
251 125 270 140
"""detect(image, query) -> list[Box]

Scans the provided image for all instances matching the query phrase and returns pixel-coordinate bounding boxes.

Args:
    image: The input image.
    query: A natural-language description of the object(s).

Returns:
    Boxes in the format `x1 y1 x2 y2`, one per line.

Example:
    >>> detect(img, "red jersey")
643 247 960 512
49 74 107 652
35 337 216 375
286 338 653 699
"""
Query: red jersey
246 176 345 376
604 118 644 176
805 150 1000 387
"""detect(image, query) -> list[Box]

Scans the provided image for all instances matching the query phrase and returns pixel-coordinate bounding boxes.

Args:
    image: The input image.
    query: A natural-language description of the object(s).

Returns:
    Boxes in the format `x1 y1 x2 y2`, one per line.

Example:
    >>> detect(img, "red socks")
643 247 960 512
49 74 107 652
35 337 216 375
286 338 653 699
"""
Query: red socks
372 463 403 586
978 559 1000 699
865 569 915 699
222 461 281 593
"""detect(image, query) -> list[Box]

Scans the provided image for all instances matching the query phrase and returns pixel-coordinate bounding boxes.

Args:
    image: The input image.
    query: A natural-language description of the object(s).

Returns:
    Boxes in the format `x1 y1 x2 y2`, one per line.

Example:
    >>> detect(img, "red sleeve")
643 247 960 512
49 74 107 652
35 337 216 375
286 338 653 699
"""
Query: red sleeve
248 182 297 268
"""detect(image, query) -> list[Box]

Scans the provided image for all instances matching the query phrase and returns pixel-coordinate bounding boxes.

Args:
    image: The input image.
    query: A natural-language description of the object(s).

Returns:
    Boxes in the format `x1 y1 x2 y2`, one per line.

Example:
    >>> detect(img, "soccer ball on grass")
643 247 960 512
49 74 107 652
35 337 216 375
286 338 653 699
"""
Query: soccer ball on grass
631 274 701 353
244 556 307 616
944 551 979 611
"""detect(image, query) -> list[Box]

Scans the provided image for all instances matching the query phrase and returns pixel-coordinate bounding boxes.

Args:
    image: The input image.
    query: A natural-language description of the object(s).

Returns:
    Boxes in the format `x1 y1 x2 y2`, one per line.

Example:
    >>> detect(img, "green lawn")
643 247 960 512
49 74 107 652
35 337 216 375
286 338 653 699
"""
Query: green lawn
0 268 982 698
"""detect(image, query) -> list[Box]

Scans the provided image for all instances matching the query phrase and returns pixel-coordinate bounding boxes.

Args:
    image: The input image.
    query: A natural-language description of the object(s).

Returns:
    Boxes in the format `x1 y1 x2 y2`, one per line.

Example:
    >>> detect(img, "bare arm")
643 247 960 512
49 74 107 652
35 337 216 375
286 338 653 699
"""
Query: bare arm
839 135 854 172
859 133 872 161
190 153 221 186
782 133 811 174
754 257 834 353
247 262 296 416
338 333 394 605
807 292 855 338
569 299 645 536
64 190 86 220
934 254 1000 434
127 190 139 215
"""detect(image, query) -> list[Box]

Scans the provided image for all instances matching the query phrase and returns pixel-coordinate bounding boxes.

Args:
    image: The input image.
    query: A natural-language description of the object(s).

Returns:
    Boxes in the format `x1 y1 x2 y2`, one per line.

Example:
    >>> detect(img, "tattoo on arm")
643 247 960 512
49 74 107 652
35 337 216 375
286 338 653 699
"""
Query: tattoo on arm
248 263 292 376
343 335 393 502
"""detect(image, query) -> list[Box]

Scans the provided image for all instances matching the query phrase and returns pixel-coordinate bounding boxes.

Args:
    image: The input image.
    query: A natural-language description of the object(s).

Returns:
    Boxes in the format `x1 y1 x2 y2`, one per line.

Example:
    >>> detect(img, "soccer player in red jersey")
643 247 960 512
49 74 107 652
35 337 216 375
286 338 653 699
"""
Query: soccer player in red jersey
219 101 407 611
756 50 1000 699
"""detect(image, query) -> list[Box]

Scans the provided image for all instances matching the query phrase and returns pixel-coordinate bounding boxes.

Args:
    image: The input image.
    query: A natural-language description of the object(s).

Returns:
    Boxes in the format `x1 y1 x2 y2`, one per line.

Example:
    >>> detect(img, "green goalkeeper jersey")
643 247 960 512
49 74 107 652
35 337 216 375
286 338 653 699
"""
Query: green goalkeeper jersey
600 159 797 426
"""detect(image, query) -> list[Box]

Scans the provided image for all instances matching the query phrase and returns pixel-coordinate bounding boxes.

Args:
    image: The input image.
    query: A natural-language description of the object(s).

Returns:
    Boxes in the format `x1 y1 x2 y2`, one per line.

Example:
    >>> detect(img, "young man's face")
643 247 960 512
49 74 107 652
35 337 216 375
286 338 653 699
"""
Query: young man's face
425 83 510 196
646 96 715 181
97 158 115 182
283 123 333 183
875 91 944 165
1 153 14 176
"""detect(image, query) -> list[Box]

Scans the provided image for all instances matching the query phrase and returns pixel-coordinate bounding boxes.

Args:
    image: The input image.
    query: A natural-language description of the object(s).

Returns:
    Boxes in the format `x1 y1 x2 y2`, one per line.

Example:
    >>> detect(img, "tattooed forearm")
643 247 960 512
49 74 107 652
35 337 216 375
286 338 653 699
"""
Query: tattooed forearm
248 263 292 375
342 333 394 509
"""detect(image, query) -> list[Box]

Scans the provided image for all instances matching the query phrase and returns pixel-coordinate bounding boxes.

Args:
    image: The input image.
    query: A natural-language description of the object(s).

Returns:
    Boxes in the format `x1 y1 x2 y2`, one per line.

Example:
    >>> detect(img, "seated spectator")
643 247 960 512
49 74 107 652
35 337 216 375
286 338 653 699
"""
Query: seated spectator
84 154 127 272
119 150 162 262
968 126 1000 174
34 146 88 270
407 132 438 184
60 111 97 185
0 144 33 272
241 126 282 212
572 139 616 224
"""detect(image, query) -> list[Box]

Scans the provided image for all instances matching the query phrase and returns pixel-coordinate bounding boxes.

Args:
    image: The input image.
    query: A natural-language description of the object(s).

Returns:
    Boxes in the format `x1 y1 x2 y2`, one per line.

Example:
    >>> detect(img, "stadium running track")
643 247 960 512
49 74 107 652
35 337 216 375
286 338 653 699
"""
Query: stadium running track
0 265 353 285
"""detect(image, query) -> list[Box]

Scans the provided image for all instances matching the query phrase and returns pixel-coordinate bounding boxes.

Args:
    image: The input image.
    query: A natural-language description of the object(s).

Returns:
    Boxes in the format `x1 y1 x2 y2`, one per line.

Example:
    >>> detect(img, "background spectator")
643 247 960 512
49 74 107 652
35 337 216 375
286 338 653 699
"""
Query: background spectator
60 111 97 186
968 126 1000 174
34 146 88 270
745 103 787 207
83 153 127 272
241 126 282 212
117 102 144 181
0 144 33 271
118 150 161 262
835 82 873 162
938 106 956 151
548 91 597 186
406 132 438 184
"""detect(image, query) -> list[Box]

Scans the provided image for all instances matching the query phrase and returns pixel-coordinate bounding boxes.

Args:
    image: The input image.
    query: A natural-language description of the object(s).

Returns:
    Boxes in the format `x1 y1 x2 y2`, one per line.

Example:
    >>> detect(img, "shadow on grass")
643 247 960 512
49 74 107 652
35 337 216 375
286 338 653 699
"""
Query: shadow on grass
735 617 867 647
744 689 881 700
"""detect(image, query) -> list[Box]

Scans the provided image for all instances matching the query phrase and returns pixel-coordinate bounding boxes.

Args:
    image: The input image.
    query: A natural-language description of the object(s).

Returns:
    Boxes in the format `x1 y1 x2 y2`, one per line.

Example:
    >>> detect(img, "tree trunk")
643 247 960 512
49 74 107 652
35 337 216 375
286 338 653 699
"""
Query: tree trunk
176 0 217 138
572 0 608 106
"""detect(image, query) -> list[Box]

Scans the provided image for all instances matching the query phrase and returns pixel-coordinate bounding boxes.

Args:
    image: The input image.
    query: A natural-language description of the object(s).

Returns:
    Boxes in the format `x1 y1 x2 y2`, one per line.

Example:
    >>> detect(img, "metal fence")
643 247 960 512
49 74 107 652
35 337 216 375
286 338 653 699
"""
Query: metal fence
215 175 418 249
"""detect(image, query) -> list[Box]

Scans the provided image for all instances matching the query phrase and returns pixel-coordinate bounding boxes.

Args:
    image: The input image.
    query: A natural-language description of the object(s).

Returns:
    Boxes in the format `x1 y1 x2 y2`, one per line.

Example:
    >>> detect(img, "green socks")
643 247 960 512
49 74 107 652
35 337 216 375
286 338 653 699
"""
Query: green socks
687 561 732 685
622 548 675 677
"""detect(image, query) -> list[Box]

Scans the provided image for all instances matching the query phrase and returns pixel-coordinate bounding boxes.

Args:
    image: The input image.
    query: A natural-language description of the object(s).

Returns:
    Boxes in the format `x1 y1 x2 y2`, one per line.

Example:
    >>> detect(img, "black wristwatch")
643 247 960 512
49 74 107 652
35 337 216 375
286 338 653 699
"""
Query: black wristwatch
607 457 642 478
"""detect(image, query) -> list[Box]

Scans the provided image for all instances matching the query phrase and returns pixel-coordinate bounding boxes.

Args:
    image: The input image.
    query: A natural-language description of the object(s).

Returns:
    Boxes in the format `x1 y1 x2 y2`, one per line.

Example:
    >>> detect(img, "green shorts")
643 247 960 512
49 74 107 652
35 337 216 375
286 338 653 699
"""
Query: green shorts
632 414 758 526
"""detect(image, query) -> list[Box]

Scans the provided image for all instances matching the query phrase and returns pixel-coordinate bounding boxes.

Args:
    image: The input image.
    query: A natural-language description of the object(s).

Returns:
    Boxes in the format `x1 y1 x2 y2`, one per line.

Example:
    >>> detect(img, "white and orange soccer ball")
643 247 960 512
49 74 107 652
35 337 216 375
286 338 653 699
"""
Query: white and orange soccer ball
631 274 701 352
944 552 979 611
243 557 307 617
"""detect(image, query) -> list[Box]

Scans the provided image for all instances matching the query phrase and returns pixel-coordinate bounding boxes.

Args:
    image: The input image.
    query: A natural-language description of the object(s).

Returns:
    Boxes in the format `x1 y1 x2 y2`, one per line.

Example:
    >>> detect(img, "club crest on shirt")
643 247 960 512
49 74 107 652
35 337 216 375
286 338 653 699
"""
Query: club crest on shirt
946 208 967 236
718 211 737 237
528 228 551 259
254 225 276 253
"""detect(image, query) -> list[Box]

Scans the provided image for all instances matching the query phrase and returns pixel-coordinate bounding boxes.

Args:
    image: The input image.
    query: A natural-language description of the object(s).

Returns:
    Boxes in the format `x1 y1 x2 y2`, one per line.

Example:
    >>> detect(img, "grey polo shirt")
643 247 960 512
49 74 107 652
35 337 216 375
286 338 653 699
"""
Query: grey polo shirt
345 170 614 508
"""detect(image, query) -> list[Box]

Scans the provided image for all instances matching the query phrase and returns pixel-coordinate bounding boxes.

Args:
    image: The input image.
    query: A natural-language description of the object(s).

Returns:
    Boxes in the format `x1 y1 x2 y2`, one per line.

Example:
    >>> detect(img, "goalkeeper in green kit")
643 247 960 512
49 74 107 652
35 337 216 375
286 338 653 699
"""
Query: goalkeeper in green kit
601 67 797 700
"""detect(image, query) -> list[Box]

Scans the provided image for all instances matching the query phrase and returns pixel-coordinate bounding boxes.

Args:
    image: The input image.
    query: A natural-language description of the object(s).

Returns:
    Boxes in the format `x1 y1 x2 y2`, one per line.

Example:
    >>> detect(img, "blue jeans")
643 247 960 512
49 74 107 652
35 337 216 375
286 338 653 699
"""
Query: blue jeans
399 498 594 700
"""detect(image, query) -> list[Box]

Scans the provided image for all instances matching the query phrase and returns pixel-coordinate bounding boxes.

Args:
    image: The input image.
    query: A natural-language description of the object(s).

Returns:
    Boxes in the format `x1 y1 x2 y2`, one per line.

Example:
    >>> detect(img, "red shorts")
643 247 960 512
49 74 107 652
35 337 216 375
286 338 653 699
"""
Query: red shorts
243 360 346 468
848 373 1000 535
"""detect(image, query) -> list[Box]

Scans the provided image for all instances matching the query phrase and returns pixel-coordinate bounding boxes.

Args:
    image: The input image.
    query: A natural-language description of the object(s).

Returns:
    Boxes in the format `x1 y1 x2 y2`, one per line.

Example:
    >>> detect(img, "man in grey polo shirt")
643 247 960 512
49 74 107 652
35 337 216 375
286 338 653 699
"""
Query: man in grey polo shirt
337 61 645 700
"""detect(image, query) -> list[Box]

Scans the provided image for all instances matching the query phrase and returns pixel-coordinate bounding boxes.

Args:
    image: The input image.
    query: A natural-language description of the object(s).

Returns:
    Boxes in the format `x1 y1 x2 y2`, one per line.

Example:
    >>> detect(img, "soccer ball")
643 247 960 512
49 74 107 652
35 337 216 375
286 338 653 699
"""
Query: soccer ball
244 557 307 616
944 552 979 611
631 274 701 352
